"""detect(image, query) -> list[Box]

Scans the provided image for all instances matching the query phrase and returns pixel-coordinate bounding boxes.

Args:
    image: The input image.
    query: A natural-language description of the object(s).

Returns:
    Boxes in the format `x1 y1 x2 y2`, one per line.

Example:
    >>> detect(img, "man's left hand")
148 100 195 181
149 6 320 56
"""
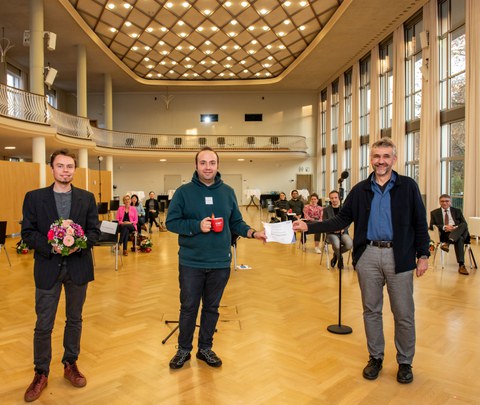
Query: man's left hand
416 257 428 277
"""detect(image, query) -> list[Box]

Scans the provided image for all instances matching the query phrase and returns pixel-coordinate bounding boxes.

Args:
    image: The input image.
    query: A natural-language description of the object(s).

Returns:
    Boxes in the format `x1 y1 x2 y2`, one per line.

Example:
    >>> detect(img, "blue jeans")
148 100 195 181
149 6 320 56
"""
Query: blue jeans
178 265 230 352
34 263 88 375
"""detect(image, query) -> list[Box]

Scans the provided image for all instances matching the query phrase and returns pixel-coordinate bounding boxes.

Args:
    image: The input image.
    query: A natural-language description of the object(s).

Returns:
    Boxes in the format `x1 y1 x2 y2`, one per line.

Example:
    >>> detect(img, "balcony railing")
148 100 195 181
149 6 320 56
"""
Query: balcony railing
0 84 48 123
0 83 308 153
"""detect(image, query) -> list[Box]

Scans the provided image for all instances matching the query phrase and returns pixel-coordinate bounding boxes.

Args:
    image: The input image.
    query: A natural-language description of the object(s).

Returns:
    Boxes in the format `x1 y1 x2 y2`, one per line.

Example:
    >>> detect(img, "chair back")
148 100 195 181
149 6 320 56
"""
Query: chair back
97 202 108 215
109 200 120 211
97 221 118 243
0 221 7 244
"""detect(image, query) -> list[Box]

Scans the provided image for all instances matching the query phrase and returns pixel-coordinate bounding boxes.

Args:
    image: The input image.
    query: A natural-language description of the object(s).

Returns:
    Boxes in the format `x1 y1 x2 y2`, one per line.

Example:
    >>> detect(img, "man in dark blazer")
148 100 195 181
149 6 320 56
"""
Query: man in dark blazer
429 194 469 275
21 149 99 402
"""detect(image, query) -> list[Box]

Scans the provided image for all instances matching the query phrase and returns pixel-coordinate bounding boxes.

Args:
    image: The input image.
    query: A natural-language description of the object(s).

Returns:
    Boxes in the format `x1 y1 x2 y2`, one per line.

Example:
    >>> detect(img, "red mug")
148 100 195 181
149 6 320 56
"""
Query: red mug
211 217 224 232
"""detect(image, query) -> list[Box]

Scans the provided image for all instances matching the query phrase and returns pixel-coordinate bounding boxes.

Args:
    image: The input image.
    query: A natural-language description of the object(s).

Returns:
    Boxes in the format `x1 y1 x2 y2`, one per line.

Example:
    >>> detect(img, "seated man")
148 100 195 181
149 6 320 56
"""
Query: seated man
429 194 470 275
323 190 353 269
287 189 304 219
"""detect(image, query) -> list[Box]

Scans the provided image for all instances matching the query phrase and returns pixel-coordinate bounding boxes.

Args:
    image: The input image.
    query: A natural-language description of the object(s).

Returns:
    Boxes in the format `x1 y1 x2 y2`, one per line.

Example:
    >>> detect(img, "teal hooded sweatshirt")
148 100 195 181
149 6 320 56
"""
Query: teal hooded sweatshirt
166 171 251 269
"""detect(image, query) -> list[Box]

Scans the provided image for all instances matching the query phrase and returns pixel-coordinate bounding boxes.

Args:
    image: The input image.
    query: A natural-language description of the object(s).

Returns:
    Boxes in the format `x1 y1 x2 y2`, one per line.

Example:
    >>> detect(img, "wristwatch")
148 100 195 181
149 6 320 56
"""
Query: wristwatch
419 255 428 260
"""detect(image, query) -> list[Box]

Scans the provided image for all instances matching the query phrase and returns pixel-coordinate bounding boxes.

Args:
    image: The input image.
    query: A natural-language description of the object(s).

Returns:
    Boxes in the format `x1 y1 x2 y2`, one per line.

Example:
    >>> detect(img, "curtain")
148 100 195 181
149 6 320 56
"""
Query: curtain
351 62 360 186
369 45 380 143
463 0 480 217
392 24 406 174
419 0 441 213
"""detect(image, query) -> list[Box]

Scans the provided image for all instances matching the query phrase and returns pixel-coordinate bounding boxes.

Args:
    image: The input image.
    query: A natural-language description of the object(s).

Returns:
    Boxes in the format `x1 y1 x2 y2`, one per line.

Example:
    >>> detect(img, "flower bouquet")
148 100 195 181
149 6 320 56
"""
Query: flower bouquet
139 238 153 253
16 240 29 254
429 240 436 252
47 218 87 256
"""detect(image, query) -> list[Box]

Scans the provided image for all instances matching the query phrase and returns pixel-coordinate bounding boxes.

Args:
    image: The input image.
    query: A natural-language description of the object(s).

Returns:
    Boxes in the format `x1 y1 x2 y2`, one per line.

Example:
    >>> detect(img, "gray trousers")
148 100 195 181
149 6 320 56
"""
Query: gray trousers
356 245 415 365
326 233 353 257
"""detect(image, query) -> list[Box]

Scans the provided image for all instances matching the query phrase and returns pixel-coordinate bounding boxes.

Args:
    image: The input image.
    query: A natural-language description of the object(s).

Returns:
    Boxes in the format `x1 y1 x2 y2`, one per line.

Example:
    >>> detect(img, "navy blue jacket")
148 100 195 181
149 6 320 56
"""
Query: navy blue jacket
307 171 430 273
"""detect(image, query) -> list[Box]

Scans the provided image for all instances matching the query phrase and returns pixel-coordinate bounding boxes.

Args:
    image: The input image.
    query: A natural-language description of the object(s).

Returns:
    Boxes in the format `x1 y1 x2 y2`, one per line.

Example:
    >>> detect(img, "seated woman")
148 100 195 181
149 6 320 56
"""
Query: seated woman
303 193 323 253
274 192 289 221
131 194 146 234
144 191 160 233
116 195 138 256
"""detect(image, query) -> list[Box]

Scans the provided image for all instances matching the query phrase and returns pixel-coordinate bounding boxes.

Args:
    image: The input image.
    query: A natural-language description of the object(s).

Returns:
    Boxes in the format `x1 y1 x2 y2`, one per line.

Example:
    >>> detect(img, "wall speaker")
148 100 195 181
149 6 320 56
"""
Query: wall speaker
46 32 57 51
44 67 58 86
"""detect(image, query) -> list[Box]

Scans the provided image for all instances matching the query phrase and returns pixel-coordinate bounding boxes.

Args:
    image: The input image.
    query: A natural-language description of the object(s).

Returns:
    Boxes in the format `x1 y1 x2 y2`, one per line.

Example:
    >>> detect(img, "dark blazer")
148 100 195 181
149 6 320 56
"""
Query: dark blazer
22 184 100 290
430 206 466 230
307 171 430 273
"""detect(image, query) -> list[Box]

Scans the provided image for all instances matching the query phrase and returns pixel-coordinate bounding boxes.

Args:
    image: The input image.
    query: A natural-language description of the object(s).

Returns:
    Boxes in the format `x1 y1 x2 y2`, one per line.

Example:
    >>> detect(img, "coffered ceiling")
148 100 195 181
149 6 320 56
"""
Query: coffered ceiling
1 0 427 93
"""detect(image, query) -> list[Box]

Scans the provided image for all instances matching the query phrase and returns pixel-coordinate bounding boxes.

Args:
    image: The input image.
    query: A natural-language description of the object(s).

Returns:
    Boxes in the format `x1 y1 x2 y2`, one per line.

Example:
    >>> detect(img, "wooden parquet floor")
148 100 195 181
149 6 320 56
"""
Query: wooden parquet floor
1 208 480 404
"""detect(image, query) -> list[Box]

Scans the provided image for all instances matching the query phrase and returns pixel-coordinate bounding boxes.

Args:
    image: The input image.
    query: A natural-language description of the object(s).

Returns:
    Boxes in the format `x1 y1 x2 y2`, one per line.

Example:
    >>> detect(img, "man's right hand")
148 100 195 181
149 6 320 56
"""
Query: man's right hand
292 220 308 232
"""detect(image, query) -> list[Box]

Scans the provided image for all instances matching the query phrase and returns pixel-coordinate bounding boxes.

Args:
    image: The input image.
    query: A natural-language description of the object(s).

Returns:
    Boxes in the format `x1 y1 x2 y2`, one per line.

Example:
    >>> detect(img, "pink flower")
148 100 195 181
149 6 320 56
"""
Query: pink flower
47 229 55 241
62 219 73 227
66 227 75 236
63 235 75 247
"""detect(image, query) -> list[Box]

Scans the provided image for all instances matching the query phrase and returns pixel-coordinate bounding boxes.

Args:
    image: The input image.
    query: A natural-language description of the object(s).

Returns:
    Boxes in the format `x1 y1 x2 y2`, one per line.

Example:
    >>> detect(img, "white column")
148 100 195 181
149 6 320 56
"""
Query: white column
77 44 87 117
104 73 113 130
32 136 46 187
29 0 44 95
78 148 89 190
106 155 114 198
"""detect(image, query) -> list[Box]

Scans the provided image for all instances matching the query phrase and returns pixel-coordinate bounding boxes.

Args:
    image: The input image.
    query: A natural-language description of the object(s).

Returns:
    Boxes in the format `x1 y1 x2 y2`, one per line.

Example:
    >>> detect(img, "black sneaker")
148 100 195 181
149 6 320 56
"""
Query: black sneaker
362 357 383 380
196 349 222 367
338 256 344 270
330 256 337 268
169 349 191 369
397 364 413 384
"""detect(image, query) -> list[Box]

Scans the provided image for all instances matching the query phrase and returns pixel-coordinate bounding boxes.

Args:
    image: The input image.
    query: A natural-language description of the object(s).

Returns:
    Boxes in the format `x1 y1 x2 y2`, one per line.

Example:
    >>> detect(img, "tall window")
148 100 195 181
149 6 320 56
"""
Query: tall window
439 0 465 208
440 121 464 208
379 39 393 130
343 69 353 193
320 90 327 197
6 65 22 89
359 56 371 180
439 0 466 110
405 18 424 121
330 80 339 186
405 131 420 182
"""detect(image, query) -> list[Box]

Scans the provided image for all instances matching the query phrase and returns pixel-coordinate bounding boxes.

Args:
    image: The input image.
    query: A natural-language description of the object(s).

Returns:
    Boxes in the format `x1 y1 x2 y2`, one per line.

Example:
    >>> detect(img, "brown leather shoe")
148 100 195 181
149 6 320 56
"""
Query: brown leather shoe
458 264 469 275
24 373 48 402
440 243 450 253
64 361 87 388
123 249 128 256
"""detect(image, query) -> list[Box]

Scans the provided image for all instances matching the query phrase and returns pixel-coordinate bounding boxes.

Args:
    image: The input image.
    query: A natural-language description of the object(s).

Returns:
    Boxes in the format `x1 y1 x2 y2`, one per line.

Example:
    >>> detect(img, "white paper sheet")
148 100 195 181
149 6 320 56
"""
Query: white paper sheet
262 220 296 244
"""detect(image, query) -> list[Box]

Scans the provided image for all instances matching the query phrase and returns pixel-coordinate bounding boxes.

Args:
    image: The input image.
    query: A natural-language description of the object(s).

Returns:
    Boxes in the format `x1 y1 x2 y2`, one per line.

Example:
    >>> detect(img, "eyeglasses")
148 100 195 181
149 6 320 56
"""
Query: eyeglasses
439 200 450 203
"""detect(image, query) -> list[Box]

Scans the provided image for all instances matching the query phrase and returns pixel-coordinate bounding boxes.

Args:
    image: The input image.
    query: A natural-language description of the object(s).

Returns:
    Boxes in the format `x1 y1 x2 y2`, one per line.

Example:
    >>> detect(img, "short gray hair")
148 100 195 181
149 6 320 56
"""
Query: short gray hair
371 137 397 157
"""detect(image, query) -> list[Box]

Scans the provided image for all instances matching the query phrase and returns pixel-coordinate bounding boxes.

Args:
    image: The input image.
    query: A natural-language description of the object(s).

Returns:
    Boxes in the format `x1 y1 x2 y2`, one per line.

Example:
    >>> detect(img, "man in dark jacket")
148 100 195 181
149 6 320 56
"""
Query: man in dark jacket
429 194 470 275
166 147 266 370
22 149 99 402
293 138 429 384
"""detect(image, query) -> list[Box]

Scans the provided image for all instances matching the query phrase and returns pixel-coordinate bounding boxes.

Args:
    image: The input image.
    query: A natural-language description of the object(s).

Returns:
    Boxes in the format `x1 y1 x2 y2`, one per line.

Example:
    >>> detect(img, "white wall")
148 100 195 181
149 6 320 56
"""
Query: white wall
112 157 317 205
87 90 319 202
88 90 317 137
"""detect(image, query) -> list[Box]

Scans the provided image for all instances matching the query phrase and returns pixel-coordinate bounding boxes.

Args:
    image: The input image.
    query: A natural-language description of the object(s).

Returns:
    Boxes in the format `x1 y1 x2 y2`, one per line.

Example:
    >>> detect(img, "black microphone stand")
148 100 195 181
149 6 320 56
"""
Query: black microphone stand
327 179 352 335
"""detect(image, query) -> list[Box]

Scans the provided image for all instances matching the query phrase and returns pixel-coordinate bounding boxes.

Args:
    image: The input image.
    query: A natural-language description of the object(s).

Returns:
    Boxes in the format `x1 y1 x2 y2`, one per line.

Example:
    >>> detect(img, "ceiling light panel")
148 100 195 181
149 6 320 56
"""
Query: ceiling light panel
69 0 343 82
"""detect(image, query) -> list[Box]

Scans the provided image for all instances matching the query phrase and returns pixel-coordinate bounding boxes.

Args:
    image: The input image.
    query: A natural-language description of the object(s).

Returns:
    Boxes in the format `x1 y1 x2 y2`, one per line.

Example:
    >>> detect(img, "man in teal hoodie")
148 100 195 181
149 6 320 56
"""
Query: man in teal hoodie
166 147 266 369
